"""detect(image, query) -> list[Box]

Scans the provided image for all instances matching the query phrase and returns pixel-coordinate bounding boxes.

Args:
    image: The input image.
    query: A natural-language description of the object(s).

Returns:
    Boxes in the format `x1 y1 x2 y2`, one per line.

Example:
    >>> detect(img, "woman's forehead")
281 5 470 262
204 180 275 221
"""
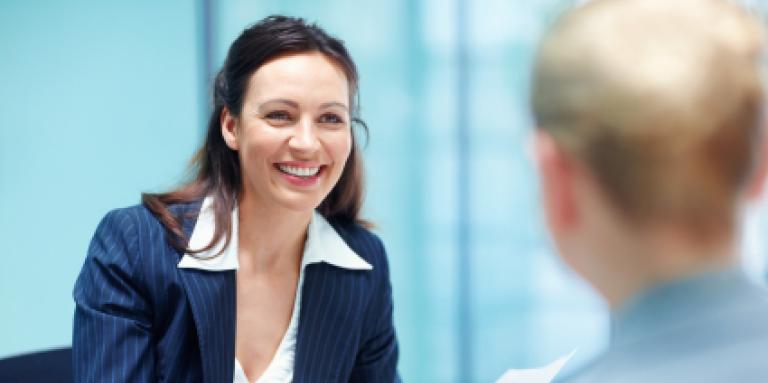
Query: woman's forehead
247 52 350 104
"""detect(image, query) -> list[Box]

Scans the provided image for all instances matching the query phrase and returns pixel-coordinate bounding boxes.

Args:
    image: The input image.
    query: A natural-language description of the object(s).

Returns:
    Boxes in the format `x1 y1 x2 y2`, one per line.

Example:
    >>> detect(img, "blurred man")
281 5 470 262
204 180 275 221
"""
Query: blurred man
531 0 768 381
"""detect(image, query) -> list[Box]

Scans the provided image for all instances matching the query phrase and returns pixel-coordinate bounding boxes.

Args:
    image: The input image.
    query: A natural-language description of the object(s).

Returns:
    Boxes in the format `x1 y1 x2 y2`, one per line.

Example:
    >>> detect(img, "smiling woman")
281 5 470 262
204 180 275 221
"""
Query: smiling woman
221 52 354 213
72 16 399 383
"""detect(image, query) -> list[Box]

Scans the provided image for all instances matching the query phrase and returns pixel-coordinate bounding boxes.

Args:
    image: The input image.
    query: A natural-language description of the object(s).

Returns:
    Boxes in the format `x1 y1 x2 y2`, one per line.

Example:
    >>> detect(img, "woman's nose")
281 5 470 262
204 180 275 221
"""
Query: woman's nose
288 118 320 152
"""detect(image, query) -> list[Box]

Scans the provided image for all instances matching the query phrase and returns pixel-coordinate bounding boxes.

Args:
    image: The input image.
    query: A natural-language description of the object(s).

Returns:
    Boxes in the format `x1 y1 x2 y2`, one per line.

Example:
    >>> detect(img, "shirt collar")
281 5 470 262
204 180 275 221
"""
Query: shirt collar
177 196 372 271
609 266 756 345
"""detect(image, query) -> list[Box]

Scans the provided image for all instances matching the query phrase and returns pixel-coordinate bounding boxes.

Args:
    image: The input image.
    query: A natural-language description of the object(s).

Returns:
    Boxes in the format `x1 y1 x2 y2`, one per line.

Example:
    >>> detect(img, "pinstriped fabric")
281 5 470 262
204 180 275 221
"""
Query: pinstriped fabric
73 202 399 382
73 209 157 382
293 222 400 383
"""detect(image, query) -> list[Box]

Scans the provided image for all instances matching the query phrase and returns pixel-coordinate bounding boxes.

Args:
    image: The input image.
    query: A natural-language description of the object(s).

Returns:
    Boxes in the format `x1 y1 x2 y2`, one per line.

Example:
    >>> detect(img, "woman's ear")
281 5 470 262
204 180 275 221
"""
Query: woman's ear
533 130 578 235
221 106 240 150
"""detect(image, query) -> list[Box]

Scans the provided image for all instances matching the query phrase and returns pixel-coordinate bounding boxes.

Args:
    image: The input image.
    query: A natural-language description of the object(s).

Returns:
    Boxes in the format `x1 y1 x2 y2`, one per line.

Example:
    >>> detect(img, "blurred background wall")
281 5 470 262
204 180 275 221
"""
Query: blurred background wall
2 1 767 382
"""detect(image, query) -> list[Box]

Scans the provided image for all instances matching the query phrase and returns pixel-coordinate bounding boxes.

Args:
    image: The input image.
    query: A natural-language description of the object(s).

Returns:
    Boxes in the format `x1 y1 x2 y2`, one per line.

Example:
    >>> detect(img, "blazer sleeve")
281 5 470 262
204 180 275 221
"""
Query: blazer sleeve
349 234 401 383
72 208 156 382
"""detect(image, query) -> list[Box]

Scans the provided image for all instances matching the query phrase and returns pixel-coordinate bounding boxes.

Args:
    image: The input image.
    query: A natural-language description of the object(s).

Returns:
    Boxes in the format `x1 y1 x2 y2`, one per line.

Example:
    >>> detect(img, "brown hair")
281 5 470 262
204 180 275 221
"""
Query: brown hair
532 0 766 234
142 15 368 256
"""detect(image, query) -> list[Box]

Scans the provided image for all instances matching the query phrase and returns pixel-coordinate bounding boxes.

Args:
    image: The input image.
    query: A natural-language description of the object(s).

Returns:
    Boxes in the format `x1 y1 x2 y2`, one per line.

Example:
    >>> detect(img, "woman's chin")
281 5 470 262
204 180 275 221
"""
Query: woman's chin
271 191 327 213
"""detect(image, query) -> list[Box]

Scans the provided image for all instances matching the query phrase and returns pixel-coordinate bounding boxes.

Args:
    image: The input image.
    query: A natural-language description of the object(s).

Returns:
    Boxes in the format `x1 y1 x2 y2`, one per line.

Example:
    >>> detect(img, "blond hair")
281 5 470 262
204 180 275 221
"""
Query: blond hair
532 0 766 232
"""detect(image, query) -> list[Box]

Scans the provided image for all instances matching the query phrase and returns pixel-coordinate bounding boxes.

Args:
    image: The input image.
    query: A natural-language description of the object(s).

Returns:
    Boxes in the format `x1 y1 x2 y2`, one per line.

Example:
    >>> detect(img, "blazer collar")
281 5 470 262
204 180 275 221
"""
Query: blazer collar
177 196 372 271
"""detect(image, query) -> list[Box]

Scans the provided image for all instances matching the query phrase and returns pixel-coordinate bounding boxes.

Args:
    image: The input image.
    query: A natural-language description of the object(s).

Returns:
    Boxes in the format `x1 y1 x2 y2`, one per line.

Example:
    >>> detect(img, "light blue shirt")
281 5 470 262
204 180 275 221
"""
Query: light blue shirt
560 267 768 383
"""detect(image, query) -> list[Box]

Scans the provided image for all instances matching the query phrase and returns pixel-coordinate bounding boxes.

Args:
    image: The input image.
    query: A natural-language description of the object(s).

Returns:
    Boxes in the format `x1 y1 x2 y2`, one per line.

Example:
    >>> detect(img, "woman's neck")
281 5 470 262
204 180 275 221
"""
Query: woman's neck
236 194 312 274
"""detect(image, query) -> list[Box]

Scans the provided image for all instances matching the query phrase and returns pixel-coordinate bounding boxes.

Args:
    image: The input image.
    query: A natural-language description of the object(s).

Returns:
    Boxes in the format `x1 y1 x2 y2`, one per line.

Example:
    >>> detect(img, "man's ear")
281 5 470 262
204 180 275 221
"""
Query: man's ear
746 126 768 201
533 130 579 235
221 106 240 151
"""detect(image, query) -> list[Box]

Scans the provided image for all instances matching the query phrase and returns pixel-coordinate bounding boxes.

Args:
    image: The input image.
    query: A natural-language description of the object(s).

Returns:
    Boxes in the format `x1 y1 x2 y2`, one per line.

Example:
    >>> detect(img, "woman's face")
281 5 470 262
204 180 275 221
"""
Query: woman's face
221 52 352 213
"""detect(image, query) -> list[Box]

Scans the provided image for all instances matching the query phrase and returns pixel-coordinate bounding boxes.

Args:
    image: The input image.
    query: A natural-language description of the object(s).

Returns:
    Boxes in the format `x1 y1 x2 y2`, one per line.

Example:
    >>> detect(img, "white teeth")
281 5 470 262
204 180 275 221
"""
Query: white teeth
278 164 320 177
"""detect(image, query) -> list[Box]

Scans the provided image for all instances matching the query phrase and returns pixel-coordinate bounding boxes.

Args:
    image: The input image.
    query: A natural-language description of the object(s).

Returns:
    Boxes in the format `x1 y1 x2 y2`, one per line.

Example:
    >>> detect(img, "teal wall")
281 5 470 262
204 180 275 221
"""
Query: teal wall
3 1 768 382
0 0 202 358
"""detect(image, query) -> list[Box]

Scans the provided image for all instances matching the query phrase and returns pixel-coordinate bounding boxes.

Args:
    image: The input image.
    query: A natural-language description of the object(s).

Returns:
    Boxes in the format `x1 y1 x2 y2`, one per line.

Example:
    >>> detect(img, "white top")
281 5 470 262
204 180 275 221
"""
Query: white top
177 196 373 383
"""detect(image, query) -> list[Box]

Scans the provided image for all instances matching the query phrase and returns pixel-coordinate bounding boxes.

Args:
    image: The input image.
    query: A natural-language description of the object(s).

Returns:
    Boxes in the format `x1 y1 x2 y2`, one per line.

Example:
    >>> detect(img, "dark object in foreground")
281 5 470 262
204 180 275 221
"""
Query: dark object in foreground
0 347 72 383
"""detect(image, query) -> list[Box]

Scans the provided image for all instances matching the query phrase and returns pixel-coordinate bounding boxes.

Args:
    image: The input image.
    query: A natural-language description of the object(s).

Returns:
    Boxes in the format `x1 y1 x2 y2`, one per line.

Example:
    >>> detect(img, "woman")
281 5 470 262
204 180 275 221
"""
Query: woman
73 16 399 383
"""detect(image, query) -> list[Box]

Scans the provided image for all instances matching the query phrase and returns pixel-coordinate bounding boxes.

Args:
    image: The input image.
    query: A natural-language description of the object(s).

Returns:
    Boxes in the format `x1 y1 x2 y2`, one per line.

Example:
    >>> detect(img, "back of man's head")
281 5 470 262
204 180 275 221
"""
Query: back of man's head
532 0 765 236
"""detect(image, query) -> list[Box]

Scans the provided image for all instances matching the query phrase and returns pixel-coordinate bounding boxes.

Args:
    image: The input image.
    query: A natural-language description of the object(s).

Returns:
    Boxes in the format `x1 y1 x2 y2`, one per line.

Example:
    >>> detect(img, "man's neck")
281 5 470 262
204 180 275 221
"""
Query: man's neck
600 226 739 309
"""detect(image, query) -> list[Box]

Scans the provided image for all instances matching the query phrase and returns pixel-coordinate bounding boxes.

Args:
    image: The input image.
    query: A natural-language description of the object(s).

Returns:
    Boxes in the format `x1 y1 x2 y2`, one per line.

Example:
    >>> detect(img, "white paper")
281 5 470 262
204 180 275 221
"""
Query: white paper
495 350 576 383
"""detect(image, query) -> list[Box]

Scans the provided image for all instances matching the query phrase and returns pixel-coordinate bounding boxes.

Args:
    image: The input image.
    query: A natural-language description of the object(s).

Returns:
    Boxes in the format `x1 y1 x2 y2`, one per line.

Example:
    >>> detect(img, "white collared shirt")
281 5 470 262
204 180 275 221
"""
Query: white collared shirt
178 197 372 383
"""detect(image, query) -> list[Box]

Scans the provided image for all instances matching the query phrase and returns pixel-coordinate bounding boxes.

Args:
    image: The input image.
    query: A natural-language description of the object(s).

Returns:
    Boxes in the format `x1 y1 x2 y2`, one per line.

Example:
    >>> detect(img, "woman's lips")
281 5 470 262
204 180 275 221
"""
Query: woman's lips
274 163 325 186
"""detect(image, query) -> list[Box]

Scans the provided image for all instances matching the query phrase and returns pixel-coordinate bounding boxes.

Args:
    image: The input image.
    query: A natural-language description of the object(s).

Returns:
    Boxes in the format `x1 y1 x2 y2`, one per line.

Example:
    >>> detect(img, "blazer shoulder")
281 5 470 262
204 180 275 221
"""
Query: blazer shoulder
97 203 162 239
91 199 203 262
92 204 151 244
88 204 167 270
99 199 203 236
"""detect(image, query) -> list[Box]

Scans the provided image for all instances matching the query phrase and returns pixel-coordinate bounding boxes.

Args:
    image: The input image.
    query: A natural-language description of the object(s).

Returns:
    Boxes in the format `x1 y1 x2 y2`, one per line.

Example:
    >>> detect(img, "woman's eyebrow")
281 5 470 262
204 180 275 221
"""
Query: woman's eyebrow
258 99 299 111
319 101 349 111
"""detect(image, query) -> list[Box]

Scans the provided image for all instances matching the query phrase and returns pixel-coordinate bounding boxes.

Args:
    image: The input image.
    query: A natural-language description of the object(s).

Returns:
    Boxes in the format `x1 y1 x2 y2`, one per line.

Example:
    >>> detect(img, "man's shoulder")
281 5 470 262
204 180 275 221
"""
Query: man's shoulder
558 317 768 383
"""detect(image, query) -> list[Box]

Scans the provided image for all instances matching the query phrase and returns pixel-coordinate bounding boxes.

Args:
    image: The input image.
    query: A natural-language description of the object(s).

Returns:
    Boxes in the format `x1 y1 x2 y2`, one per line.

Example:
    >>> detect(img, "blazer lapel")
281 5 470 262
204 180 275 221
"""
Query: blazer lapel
293 263 367 382
178 268 236 383
175 200 236 383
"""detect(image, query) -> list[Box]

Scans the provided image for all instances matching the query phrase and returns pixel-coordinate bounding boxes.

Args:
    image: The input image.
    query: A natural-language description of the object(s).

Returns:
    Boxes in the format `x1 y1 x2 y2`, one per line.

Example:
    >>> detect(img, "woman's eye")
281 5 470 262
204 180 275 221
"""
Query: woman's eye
265 111 292 122
319 113 344 124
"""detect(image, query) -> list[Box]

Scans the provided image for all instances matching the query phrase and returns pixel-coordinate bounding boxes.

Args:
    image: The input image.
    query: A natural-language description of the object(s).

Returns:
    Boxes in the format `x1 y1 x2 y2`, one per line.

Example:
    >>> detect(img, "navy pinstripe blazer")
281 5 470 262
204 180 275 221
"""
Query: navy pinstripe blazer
72 201 399 382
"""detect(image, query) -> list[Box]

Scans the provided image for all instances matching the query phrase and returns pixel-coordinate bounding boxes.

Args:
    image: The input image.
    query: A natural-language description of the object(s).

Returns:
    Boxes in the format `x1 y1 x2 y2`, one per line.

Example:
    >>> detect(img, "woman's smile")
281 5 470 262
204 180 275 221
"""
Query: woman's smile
274 161 327 187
